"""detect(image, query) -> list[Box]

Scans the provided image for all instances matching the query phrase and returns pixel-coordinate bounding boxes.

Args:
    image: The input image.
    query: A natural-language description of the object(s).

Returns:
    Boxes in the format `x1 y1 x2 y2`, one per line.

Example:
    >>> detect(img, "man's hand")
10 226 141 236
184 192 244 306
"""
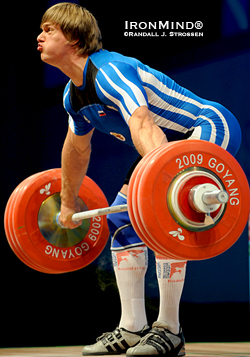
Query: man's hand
59 201 82 229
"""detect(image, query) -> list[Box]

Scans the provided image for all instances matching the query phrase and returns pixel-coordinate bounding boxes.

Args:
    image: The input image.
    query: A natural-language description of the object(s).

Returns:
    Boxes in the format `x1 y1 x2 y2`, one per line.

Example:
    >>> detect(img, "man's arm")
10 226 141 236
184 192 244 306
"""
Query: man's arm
60 127 94 228
129 106 168 157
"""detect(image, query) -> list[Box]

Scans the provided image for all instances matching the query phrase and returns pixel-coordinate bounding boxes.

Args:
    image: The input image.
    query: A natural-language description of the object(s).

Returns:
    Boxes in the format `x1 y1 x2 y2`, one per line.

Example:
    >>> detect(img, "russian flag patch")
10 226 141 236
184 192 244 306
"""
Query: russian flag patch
98 110 106 117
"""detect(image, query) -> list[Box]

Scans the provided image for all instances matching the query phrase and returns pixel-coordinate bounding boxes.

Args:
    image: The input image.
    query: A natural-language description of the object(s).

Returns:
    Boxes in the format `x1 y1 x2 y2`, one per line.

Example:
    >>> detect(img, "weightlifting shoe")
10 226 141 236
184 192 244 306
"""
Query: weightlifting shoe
82 325 150 355
126 321 185 357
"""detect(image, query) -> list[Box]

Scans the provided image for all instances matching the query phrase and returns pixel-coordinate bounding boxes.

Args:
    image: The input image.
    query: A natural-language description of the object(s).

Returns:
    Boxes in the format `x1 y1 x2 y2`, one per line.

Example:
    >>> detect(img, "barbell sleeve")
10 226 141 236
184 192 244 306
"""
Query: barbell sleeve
202 190 229 205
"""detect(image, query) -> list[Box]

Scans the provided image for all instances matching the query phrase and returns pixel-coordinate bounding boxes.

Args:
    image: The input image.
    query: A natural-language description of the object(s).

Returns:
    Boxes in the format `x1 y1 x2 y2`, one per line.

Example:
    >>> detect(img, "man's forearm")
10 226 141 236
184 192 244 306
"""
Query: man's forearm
61 147 90 207
60 130 92 208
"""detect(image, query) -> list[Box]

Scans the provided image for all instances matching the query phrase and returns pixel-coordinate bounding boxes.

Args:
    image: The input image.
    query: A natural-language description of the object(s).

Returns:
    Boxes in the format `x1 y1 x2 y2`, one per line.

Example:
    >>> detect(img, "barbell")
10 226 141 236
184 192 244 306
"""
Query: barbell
4 140 250 273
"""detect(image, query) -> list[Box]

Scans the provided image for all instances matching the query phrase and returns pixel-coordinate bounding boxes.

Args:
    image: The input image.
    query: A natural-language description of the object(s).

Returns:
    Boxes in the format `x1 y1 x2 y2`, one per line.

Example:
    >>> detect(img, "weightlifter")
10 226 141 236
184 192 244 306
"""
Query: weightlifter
37 3 242 356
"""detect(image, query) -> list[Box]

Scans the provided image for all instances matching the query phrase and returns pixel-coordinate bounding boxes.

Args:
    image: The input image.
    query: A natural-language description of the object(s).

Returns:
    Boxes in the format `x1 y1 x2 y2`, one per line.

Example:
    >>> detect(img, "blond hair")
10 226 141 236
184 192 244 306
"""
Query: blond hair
41 2 102 56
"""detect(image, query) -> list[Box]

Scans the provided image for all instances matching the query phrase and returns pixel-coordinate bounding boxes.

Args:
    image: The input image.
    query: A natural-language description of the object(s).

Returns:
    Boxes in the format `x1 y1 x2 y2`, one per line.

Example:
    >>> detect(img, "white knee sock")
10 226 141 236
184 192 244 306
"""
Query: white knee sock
156 257 187 335
112 246 148 332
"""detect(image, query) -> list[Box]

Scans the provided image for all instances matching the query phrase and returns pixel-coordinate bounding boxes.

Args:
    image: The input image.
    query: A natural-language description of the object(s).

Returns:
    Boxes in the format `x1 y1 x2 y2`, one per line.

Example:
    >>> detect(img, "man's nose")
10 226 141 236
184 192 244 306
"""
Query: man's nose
37 31 45 42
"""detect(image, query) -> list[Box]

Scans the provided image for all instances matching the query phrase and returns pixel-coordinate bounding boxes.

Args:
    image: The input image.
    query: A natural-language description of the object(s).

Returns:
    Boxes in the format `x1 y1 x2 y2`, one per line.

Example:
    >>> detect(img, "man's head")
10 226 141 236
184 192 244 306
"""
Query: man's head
39 2 102 57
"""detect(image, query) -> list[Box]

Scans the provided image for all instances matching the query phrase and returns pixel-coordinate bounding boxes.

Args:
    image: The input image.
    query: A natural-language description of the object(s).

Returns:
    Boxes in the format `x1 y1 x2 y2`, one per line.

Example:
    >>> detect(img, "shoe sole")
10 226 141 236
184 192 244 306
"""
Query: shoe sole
82 349 127 356
82 346 185 356
126 346 186 357
178 346 186 356
82 351 126 356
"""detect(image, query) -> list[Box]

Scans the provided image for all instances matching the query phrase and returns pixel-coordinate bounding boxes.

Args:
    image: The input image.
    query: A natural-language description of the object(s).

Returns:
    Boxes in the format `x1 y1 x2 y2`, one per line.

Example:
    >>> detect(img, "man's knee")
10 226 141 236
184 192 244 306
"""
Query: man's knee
107 192 144 250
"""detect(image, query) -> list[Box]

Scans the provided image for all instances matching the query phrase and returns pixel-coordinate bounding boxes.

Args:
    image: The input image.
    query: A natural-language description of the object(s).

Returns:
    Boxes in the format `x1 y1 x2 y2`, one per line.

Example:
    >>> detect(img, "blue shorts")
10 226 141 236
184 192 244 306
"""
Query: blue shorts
189 101 241 157
107 193 144 250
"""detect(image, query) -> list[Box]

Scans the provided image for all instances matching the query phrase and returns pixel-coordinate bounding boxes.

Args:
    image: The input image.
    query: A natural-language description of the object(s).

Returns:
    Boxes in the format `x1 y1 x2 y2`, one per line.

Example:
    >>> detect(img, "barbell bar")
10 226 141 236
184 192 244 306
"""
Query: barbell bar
57 186 229 225
56 204 128 227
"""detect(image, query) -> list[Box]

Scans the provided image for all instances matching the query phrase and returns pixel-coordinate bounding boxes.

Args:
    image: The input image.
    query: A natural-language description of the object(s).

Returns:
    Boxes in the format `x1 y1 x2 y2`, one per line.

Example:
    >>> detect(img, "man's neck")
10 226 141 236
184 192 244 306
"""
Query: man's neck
58 55 89 87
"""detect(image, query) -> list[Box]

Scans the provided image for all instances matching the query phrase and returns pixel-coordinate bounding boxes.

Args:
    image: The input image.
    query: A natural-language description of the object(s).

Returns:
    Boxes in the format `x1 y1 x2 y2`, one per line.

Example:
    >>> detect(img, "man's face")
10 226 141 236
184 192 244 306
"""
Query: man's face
37 23 72 67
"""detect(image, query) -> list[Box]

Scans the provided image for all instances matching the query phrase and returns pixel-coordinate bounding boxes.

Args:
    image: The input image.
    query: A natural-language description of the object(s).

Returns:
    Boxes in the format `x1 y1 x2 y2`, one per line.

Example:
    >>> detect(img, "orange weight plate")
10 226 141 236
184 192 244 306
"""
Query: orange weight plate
15 169 109 273
8 173 60 273
137 141 250 260
4 173 54 273
12 172 57 273
128 145 181 258
127 159 145 240
4 182 36 269
6 169 109 273
128 147 168 255
135 143 185 258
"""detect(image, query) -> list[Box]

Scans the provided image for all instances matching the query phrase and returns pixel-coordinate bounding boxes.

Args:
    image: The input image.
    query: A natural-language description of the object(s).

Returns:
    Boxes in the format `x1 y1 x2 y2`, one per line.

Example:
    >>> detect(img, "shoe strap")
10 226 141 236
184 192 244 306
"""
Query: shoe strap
98 328 130 353
148 328 175 352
